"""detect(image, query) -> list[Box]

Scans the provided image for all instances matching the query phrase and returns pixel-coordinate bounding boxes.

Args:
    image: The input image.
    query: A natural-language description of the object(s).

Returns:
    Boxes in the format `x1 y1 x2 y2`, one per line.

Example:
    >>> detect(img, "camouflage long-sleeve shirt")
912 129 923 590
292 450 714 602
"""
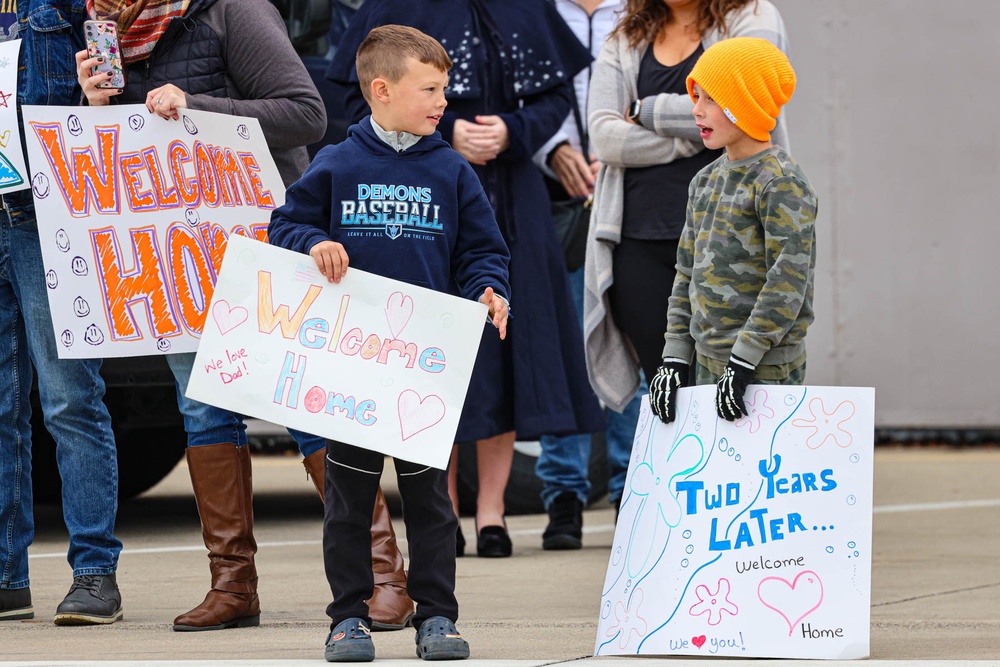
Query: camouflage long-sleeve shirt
661 146 818 367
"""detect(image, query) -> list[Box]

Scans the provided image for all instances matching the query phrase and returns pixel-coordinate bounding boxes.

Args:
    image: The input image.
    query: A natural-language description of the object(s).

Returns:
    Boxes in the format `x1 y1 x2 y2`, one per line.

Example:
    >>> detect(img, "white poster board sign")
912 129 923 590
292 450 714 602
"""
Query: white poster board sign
21 104 284 358
596 384 874 659
0 39 28 192
185 235 488 469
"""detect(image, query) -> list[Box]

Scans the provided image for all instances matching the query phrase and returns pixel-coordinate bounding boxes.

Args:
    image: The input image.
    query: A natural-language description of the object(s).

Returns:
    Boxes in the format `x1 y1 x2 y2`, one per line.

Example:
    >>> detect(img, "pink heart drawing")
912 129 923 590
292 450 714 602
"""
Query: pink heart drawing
385 292 414 339
691 635 706 649
213 300 248 335
398 390 446 440
757 570 824 636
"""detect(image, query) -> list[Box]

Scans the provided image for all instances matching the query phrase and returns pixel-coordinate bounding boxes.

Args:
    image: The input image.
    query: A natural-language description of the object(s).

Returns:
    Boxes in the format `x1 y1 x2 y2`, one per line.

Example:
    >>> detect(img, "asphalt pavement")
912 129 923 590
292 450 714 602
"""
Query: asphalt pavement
0 447 998 665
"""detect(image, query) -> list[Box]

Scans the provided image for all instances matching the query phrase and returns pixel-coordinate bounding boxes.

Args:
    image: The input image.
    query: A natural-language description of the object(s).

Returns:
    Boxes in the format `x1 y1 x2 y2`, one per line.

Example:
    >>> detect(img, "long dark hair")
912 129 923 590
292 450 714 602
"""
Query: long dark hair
610 0 759 49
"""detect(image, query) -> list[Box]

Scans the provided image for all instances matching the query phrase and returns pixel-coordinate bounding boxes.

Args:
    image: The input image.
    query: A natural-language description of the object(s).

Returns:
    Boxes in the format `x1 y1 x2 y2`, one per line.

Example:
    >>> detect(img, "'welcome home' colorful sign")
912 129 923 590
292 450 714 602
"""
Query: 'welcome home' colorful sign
185 235 488 469
22 105 282 358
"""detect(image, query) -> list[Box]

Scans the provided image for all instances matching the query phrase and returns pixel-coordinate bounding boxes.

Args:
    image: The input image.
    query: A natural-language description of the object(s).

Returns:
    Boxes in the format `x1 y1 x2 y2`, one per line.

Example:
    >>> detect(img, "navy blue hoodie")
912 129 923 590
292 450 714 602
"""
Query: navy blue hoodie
268 117 510 302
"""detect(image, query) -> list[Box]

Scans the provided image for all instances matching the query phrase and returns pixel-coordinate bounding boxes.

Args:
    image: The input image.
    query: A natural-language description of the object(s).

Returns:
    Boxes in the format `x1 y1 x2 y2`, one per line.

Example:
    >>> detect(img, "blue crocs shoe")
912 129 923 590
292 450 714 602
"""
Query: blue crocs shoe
415 616 470 660
325 617 375 662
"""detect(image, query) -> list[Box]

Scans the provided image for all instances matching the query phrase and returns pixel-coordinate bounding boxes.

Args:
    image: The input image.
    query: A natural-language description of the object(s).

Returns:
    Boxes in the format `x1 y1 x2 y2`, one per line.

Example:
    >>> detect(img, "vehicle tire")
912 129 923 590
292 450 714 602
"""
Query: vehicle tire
30 385 187 504
455 433 609 516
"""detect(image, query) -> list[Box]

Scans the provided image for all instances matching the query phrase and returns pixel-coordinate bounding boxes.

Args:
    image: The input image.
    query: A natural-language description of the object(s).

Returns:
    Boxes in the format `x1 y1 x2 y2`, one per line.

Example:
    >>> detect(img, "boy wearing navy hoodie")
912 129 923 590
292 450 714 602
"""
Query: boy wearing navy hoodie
268 25 510 663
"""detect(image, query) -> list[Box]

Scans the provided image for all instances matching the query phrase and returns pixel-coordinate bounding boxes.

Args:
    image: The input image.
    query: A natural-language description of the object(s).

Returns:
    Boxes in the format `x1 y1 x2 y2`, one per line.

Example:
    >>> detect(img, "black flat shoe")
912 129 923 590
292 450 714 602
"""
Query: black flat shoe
476 524 512 558
456 524 465 558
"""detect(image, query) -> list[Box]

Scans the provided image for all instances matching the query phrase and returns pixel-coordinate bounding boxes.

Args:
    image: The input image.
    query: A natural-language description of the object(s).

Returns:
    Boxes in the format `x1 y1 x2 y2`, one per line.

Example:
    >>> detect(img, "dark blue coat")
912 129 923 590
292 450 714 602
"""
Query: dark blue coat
329 0 604 440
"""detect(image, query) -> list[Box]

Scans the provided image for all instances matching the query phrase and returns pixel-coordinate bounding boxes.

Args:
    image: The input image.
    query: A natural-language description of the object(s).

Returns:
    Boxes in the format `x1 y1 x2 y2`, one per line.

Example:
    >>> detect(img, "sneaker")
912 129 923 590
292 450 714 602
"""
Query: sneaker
542 491 583 550
415 616 470 660
53 574 123 625
0 587 33 621
325 617 375 662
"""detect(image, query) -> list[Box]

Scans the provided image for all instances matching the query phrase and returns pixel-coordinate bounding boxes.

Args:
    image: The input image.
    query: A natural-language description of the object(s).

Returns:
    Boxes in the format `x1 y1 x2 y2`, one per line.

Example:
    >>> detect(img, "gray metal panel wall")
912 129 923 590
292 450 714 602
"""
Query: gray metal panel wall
773 0 1000 427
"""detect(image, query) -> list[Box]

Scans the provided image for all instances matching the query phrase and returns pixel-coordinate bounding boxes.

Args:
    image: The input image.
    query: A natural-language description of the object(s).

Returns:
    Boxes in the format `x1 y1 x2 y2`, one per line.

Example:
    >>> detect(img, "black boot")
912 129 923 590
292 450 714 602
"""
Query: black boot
53 574 122 625
0 587 33 621
542 492 583 550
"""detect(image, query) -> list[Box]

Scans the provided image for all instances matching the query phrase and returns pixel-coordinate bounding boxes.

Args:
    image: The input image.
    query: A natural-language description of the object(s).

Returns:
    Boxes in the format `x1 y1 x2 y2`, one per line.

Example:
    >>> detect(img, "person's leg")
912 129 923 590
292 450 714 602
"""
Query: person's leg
475 431 515 557
475 432 514 527
296 430 414 630
606 375 646 512
393 458 458 626
10 220 122 624
394 456 469 660
694 360 720 386
167 353 257 631
290 428 325 459
168 353 249 449
0 223 33 617
536 432 588 549
324 440 383 627
447 445 461 518
536 433 590 509
609 238 679 382
536 266 591 547
446 445 465 557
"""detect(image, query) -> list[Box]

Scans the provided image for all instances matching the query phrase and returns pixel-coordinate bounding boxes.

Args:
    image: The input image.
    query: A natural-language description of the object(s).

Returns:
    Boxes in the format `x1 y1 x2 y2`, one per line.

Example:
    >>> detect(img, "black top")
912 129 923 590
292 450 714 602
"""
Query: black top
621 43 722 240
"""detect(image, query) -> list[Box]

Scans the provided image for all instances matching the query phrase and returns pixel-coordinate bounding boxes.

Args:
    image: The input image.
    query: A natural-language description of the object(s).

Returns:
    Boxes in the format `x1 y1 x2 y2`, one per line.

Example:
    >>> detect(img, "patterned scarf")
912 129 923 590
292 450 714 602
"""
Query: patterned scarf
87 0 191 65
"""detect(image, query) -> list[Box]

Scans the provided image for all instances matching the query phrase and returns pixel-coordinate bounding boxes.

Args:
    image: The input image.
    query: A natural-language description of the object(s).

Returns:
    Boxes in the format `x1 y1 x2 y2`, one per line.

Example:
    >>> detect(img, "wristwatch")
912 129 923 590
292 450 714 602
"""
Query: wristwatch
628 99 643 125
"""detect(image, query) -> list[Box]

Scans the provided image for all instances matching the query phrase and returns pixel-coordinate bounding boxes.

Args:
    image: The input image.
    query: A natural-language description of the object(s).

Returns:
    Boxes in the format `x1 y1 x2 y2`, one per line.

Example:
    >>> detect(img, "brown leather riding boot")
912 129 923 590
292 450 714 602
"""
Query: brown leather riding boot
302 450 414 630
173 443 260 631
368 487 415 630
302 448 326 501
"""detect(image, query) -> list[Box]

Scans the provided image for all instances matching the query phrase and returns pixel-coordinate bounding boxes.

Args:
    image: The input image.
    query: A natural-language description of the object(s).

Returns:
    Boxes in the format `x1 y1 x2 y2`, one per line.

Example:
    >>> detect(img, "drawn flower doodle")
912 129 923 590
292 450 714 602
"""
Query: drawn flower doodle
626 433 704 577
734 389 774 434
791 398 856 449
606 588 647 650
688 578 738 626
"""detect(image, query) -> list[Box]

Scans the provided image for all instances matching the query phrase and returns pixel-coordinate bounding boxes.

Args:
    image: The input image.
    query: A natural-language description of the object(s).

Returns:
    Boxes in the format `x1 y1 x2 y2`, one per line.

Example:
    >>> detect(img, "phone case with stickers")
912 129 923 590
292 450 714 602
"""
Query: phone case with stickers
84 20 125 89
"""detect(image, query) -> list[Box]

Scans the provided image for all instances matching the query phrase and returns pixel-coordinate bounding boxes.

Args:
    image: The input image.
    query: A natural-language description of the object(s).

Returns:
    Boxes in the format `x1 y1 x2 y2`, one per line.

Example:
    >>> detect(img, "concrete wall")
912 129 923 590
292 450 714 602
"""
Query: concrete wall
773 0 1000 427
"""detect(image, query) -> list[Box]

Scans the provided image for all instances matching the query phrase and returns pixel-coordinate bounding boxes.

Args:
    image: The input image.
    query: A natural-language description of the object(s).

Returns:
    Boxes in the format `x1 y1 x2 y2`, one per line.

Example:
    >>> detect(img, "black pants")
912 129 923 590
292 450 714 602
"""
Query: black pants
609 237 680 382
323 440 458 630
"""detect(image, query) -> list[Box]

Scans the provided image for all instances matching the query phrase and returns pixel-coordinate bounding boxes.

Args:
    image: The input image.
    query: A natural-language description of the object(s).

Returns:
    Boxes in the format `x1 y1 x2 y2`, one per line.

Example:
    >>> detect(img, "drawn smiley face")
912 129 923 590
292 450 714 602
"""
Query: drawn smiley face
236 123 250 140
184 208 201 227
67 114 84 136
32 173 50 199
156 338 172 352
45 270 58 289
128 114 145 132
55 229 71 252
83 323 105 346
73 296 90 317
60 329 74 348
71 256 89 276
183 116 198 135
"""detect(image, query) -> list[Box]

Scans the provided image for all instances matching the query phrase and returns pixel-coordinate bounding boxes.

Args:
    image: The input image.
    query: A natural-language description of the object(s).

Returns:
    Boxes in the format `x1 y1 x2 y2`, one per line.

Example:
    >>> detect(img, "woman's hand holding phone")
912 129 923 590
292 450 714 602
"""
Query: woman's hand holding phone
78 20 125 105
75 49 122 106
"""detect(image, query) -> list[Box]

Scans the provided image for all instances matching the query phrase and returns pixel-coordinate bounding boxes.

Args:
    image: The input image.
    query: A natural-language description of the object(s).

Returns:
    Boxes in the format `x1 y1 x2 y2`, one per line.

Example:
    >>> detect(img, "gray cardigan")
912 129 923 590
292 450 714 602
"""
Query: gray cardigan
582 0 790 411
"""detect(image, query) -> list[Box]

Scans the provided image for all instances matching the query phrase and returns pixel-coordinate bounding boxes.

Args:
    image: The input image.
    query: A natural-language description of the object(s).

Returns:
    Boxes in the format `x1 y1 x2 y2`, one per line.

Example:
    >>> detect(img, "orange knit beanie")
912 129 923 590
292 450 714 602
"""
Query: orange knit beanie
686 37 796 142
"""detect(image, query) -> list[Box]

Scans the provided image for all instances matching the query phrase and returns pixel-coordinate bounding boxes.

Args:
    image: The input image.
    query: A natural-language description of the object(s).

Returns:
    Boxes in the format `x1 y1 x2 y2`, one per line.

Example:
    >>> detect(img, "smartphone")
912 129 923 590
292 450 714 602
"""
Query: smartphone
84 20 125 89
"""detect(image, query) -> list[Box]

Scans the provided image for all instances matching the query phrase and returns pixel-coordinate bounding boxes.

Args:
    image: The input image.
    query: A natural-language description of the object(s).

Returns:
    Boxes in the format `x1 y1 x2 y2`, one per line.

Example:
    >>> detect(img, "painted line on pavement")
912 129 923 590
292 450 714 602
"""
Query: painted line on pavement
28 498 1000 560
872 498 1000 513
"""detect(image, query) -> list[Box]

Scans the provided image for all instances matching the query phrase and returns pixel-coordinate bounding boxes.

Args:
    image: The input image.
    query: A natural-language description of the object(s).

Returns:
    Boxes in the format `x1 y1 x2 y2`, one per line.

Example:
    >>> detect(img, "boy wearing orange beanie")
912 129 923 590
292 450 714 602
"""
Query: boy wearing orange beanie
648 37 819 424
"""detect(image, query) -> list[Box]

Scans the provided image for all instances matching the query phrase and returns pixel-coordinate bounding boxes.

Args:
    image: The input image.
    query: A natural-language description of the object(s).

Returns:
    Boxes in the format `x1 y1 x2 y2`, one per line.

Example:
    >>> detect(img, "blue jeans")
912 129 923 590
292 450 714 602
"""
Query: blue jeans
0 212 121 589
536 268 644 509
168 353 324 456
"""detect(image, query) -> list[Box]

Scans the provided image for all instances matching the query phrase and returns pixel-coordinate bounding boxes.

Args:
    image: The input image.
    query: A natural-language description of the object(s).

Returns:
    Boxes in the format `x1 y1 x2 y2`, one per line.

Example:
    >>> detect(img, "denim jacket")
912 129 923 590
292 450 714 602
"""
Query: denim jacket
1 0 85 223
